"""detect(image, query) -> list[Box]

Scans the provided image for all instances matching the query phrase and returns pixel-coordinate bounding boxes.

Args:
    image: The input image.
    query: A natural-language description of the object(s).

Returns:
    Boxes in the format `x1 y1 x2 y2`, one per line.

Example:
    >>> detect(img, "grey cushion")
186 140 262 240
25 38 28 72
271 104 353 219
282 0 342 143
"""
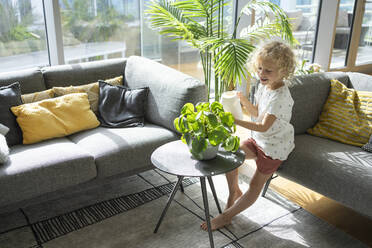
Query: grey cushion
0 138 96 207
287 72 349 134
346 72 372 91
124 56 207 132
278 134 372 218
0 124 9 164
42 58 126 88
0 68 45 94
68 124 178 178
0 82 23 146
362 135 372 153
98 81 149 128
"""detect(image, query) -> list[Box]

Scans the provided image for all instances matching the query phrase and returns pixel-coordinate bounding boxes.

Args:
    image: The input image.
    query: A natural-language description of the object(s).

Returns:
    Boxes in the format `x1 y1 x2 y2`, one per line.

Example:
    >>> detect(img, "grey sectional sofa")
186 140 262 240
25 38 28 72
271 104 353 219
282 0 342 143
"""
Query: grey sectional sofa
260 72 372 219
0 56 206 212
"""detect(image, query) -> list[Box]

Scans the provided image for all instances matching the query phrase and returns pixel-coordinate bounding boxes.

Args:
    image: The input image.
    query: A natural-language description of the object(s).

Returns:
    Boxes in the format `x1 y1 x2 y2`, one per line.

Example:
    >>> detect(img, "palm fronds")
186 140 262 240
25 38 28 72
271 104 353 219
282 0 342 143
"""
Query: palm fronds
146 0 295 101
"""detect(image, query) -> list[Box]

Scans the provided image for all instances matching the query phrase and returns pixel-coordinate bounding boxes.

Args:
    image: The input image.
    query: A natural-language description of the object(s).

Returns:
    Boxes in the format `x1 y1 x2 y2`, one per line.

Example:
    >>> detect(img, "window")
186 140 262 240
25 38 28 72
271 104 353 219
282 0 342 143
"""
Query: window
330 0 356 68
267 0 321 63
356 0 372 65
59 0 139 64
0 0 49 73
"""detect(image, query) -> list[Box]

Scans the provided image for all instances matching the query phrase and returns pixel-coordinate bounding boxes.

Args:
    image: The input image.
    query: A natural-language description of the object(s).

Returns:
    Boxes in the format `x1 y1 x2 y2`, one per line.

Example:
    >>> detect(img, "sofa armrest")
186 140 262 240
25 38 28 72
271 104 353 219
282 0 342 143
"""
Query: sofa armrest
124 56 207 132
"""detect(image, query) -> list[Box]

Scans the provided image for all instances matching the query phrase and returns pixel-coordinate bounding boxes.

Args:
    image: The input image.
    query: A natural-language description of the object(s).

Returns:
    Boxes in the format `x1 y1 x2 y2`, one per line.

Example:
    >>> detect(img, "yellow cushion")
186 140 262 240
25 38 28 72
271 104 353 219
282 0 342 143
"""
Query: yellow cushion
11 93 100 144
21 89 54 104
53 76 123 113
307 79 372 146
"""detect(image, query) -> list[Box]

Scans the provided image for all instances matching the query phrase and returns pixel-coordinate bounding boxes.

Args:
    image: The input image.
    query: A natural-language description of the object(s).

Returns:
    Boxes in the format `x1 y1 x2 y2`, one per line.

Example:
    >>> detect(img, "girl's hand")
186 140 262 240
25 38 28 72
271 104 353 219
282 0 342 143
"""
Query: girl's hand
237 91 249 106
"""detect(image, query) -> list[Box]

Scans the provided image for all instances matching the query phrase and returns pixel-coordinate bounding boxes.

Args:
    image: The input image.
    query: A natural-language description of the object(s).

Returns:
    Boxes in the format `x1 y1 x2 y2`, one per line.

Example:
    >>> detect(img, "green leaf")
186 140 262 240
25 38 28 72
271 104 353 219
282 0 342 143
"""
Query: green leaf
191 136 207 155
181 103 195 115
210 101 224 114
219 112 234 127
208 128 225 146
205 112 218 127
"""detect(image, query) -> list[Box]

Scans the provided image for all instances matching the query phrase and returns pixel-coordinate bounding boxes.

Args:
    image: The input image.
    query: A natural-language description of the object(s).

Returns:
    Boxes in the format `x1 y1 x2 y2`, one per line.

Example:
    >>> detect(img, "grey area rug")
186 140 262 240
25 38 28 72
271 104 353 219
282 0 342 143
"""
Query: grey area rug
0 169 368 248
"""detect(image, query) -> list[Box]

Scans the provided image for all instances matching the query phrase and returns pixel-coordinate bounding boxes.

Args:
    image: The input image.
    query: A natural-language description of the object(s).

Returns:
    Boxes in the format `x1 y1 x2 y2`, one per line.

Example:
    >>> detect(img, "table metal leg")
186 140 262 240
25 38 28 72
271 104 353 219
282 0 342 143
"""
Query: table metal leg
200 177 214 248
207 176 222 214
180 180 184 193
154 176 184 233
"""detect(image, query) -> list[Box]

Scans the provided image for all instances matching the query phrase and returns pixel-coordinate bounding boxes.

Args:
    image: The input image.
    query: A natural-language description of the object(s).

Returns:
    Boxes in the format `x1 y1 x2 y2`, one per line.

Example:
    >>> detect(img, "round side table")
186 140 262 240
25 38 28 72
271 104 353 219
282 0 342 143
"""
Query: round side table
151 140 245 248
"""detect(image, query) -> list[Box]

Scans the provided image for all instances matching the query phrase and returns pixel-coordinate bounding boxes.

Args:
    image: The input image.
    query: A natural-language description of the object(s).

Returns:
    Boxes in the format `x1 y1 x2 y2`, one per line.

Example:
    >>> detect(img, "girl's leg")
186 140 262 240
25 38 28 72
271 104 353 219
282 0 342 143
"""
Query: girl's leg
225 144 257 209
201 169 273 231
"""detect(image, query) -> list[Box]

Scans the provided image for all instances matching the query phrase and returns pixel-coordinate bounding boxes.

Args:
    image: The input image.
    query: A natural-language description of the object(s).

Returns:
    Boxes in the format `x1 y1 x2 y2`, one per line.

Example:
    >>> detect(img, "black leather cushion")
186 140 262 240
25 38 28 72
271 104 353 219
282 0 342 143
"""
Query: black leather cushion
98 80 149 128
0 82 23 146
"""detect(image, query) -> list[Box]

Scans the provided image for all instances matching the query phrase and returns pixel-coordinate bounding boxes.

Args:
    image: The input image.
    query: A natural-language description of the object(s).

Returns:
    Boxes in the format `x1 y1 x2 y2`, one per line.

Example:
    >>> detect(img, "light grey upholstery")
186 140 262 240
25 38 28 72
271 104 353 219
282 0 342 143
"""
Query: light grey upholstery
347 72 372 91
278 134 372 218
0 68 46 94
288 72 349 134
0 138 96 207
68 124 178 178
124 56 207 132
258 71 372 219
0 56 207 210
42 58 126 88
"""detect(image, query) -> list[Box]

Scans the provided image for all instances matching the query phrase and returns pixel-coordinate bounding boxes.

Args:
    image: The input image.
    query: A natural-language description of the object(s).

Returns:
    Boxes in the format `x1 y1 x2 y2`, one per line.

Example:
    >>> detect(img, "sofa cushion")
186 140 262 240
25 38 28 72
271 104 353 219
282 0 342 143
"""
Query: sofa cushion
68 124 178 178
98 81 149 128
347 72 372 91
42 58 126 89
21 89 54 104
288 72 349 134
0 68 46 94
278 134 372 218
307 79 371 147
0 138 97 207
124 56 207 132
53 76 123 113
11 93 100 144
0 82 23 146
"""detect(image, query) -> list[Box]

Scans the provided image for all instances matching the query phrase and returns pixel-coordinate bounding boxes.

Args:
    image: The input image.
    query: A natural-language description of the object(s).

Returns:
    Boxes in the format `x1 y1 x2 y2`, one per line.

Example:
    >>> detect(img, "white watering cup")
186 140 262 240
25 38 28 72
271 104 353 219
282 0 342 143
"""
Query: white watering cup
220 91 243 120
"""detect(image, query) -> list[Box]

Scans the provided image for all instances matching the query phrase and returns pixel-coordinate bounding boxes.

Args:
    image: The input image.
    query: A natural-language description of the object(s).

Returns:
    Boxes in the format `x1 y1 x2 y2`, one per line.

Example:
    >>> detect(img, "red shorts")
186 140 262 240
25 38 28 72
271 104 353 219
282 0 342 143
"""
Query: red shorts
242 138 282 175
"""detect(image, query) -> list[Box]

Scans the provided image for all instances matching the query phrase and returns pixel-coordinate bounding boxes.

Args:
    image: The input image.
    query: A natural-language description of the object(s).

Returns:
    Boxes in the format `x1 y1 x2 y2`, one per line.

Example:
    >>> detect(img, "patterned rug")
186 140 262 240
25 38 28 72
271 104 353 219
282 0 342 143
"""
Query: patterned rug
0 169 368 248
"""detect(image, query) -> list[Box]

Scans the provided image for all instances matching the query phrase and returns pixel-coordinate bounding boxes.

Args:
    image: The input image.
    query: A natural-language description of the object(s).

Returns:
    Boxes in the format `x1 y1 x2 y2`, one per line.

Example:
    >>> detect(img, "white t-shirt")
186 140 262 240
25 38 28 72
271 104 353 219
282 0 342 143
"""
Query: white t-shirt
251 84 295 160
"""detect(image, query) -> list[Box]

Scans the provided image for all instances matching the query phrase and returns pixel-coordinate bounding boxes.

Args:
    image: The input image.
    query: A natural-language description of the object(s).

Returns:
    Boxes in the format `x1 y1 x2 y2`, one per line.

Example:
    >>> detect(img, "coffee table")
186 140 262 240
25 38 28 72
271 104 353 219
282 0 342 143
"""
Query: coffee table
151 140 245 248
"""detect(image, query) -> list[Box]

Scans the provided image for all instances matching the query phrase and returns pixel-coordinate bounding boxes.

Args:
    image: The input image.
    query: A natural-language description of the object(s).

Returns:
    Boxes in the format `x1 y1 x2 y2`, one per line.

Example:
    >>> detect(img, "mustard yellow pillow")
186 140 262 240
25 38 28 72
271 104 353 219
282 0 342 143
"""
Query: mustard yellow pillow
11 93 100 144
53 76 123 113
307 79 372 146
21 89 54 104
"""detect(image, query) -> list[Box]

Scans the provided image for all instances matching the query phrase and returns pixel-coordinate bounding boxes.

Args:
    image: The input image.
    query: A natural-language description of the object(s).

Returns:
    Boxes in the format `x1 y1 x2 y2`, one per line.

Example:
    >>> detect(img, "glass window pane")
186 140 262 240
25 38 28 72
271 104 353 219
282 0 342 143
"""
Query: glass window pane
330 0 356 68
356 1 372 65
0 0 49 73
59 0 139 64
142 0 234 84
268 0 321 63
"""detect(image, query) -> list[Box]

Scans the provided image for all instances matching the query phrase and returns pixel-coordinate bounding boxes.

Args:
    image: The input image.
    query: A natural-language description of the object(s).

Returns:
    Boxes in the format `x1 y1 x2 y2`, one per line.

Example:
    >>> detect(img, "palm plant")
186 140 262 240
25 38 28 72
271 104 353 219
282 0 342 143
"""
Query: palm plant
146 0 296 102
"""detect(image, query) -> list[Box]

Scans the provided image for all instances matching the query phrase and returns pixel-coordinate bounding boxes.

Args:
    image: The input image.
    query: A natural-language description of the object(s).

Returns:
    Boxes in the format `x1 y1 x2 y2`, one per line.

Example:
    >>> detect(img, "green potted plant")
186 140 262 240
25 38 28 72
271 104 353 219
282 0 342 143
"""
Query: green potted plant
146 0 296 102
174 101 240 160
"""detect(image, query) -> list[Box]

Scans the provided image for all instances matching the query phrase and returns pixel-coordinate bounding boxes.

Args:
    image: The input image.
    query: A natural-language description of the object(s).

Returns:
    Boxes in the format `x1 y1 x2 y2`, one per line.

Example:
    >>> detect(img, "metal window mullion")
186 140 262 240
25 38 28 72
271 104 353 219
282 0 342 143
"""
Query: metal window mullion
313 0 340 71
43 0 64 66
346 0 365 69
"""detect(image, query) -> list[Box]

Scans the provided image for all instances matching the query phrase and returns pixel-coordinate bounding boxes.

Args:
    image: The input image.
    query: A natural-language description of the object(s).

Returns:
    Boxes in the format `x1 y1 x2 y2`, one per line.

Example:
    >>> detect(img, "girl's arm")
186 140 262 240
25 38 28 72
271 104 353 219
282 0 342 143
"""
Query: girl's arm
237 92 258 117
235 113 276 132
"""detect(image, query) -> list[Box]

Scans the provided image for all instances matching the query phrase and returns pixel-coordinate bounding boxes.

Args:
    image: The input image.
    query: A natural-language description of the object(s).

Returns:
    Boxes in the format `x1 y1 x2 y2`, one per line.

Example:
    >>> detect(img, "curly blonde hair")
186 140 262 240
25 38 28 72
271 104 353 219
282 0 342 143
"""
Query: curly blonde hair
250 41 296 80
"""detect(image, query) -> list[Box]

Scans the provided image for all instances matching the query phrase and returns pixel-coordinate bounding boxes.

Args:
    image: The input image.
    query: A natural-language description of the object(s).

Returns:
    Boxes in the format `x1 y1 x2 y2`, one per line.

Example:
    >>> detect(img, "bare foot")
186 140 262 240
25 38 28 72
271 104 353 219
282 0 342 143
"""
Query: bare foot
225 190 243 210
200 213 231 231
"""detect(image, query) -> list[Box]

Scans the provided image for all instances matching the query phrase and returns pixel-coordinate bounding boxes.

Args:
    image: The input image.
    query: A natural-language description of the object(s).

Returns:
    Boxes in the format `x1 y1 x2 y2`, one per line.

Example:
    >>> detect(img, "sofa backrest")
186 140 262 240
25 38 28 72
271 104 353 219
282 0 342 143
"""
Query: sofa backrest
288 72 350 134
346 72 372 91
0 68 46 94
42 58 127 88
124 56 207 132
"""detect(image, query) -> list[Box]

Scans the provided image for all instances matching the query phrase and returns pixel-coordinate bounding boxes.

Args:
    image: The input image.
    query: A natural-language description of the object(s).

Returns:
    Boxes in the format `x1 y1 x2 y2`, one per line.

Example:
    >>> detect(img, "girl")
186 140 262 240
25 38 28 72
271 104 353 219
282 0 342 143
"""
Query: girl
201 41 296 231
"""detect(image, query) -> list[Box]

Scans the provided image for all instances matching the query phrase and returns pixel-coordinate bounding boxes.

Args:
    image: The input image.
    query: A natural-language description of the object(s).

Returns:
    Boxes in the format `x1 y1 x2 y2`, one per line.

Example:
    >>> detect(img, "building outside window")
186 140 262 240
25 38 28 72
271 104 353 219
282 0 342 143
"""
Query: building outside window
356 0 372 65
330 0 356 68
267 0 321 63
